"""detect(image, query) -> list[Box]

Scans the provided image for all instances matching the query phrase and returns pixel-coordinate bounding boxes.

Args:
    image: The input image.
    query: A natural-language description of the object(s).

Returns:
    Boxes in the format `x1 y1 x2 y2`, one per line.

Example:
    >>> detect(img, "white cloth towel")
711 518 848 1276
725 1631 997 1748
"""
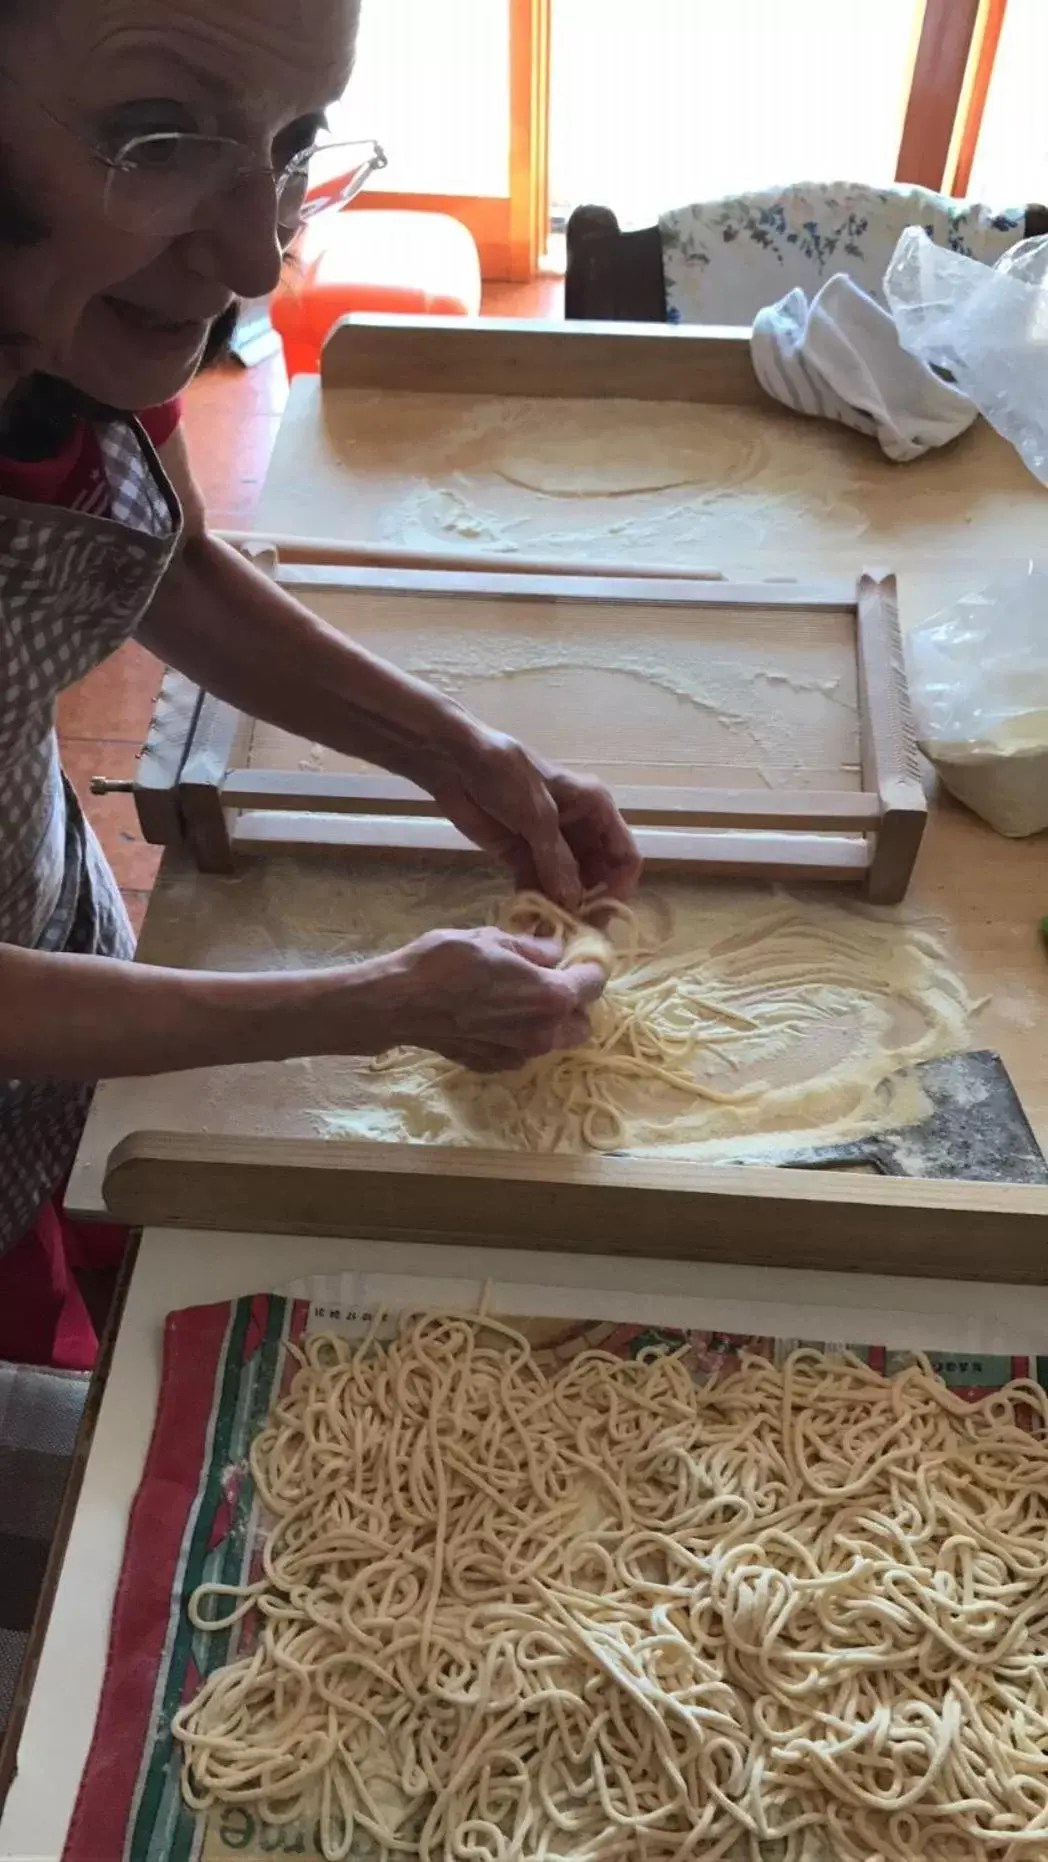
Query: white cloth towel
750 274 978 462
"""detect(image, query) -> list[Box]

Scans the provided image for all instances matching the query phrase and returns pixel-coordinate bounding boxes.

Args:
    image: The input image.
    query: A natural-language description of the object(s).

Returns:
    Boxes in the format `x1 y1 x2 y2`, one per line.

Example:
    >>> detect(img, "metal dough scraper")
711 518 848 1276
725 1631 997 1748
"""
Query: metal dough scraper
747 1050 1048 1183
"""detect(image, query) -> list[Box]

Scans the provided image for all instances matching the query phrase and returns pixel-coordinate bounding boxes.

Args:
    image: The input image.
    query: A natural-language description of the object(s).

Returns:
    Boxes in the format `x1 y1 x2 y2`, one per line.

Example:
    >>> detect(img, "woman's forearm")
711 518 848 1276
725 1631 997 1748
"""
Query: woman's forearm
138 482 640 906
1 924 609 1085
139 534 475 787
0 944 404 1081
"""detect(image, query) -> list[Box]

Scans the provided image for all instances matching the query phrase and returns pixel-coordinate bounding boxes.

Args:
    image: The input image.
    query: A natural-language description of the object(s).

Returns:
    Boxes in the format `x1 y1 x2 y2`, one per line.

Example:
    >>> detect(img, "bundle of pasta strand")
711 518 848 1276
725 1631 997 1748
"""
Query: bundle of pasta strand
173 1311 1048 1862
373 890 761 1150
366 889 973 1156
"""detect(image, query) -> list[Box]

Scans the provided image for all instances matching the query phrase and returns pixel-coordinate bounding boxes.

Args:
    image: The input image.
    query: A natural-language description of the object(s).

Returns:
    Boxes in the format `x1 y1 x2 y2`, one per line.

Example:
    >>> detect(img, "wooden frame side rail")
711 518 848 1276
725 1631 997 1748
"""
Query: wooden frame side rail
229 815 872 884
131 669 203 844
220 770 882 834
265 565 855 609
178 694 244 874
856 573 928 905
103 1132 1048 1287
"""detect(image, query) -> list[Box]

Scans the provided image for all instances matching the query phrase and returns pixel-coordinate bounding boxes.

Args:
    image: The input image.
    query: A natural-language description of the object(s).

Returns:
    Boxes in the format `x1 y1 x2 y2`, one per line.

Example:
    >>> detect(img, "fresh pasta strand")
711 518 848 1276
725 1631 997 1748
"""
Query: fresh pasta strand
370 890 972 1156
173 1316 1048 1862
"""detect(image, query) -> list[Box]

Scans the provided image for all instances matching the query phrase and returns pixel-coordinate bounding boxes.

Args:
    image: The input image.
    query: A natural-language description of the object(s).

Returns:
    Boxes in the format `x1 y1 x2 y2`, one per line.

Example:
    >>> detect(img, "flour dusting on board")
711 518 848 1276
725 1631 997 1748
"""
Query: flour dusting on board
407 642 852 766
345 889 972 1157
316 392 869 562
294 611 859 785
118 860 974 1164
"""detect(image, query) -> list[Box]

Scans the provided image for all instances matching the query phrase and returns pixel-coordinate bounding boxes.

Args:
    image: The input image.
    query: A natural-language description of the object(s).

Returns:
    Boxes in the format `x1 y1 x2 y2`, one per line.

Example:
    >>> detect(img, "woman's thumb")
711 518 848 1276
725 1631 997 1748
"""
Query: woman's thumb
502 933 563 969
562 961 608 1007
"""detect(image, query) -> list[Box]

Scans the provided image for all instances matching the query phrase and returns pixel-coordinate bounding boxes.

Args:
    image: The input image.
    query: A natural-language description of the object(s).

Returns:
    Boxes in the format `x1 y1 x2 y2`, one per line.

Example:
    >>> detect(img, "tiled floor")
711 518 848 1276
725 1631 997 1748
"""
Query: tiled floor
58 274 563 935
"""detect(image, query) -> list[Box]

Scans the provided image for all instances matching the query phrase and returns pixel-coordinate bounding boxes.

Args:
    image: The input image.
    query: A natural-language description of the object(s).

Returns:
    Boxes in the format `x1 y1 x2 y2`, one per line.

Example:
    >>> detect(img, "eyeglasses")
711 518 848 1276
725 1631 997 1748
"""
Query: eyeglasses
98 133 389 237
0 60 388 238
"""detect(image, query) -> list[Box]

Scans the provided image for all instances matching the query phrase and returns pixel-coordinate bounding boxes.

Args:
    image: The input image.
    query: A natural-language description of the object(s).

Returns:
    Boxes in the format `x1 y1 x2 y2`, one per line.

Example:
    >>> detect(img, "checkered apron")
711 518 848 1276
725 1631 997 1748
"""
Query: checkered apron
0 418 181 1252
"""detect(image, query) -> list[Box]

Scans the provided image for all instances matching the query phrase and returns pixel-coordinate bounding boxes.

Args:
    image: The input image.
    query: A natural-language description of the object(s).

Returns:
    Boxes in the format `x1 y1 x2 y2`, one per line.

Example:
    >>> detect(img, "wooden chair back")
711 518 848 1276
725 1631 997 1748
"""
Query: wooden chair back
566 199 1048 326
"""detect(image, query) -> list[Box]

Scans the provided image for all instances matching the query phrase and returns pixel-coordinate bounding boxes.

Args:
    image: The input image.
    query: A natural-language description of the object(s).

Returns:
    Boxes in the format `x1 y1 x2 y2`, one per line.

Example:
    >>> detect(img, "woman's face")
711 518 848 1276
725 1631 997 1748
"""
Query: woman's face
0 0 357 408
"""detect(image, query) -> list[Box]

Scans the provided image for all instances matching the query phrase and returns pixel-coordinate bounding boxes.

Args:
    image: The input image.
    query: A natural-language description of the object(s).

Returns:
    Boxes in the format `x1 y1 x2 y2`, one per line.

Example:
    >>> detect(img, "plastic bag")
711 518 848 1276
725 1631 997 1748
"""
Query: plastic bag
884 228 1048 486
906 563 1048 837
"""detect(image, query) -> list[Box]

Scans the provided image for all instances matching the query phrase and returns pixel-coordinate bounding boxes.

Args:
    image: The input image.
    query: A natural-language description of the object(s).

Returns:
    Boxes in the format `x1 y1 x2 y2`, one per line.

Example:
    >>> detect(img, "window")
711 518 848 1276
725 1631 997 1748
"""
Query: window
337 0 1042 281
337 0 548 281
549 0 921 227
333 0 511 197
967 0 1048 204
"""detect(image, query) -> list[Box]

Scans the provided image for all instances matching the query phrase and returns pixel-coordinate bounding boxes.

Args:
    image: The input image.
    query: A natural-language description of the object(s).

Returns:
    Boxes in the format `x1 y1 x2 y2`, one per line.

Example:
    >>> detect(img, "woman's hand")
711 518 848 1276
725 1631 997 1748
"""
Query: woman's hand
378 926 608 1072
0 932 604 1083
0 930 606 1083
425 722 641 911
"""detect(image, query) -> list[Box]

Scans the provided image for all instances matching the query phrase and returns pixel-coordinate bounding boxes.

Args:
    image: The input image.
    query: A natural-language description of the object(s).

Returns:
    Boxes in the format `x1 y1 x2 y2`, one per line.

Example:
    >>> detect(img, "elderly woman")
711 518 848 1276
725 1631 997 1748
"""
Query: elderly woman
0 0 639 1364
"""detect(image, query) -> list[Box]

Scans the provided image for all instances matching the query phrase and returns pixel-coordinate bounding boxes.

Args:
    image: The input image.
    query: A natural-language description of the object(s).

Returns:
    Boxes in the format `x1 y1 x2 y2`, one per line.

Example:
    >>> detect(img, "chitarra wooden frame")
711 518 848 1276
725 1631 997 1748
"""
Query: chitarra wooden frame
163 560 925 904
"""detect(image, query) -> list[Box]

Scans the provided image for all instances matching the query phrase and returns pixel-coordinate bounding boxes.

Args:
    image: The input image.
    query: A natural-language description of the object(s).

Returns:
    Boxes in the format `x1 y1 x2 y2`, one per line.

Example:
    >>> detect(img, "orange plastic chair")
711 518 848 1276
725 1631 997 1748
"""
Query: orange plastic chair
272 206 483 378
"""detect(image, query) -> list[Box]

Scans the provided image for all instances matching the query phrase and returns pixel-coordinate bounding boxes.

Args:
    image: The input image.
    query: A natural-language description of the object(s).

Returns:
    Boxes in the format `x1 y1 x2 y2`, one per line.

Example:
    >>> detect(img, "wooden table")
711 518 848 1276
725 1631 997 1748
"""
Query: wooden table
7 1227 1048 1862
65 317 1048 1265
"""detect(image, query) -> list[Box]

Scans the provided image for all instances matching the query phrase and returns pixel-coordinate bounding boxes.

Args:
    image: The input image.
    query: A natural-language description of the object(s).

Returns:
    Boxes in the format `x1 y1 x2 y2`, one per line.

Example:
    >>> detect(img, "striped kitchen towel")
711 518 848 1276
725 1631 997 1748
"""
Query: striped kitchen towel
751 272 978 461
63 1285 1048 1862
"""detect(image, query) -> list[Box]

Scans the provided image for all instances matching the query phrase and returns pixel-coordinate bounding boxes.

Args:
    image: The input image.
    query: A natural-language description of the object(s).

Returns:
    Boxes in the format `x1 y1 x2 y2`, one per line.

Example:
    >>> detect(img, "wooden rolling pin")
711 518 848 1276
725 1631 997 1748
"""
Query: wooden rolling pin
218 528 727 583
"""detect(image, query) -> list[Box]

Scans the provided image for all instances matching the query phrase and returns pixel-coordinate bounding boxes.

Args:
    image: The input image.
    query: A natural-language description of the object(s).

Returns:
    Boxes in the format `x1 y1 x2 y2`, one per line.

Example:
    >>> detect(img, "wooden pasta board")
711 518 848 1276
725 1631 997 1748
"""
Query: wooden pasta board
253 317 1047 593
68 769 1048 1275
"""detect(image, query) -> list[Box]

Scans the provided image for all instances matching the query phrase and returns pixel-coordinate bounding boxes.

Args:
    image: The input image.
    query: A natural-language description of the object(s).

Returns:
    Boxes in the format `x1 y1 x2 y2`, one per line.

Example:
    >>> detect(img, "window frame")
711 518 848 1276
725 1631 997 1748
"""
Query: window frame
895 0 1013 195
945 0 1010 197
349 0 551 282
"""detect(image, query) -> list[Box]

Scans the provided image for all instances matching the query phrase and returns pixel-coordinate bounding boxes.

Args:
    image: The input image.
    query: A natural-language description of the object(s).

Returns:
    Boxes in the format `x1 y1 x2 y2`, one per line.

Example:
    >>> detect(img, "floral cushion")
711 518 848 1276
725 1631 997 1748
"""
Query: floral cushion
660 180 1025 325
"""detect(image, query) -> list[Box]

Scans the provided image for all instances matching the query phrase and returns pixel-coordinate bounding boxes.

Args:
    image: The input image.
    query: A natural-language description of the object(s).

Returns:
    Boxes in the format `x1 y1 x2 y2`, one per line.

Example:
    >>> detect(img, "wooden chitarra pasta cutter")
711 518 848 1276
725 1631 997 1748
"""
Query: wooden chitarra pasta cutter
103 562 929 907
748 1050 1048 1184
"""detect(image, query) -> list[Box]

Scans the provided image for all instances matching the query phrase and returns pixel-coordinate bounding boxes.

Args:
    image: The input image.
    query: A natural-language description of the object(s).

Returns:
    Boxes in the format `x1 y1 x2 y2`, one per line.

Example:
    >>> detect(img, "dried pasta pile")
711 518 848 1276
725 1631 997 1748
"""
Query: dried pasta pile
173 1313 1048 1861
371 890 972 1154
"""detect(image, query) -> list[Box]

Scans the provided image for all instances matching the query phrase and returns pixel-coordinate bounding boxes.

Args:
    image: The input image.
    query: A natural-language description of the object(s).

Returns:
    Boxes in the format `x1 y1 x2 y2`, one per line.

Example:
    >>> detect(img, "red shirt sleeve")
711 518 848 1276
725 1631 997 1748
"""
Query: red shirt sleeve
139 398 182 449
0 397 184 511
